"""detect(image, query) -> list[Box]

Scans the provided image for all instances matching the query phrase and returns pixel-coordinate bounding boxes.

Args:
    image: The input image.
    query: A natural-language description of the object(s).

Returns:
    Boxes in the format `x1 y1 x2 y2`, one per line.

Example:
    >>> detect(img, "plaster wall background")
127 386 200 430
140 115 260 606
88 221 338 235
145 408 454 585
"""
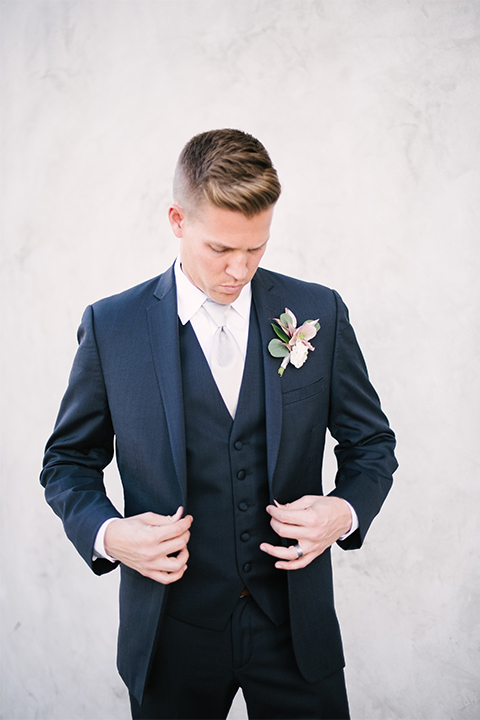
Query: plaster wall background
1 1 479 718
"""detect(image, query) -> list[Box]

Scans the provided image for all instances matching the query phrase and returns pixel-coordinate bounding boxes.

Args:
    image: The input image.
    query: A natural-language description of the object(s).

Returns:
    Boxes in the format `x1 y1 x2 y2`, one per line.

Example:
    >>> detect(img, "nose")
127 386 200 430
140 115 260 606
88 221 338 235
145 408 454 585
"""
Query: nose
226 253 249 281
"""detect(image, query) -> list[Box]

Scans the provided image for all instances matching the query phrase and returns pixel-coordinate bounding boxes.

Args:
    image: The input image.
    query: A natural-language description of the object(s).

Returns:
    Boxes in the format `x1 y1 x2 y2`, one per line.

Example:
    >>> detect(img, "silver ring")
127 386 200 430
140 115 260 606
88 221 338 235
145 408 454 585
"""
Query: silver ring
293 543 304 559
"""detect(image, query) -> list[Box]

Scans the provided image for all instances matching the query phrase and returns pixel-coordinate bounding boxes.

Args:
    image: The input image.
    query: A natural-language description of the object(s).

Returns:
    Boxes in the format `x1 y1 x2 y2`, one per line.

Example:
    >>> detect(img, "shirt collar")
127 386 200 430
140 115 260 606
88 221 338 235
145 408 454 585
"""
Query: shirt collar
174 258 252 325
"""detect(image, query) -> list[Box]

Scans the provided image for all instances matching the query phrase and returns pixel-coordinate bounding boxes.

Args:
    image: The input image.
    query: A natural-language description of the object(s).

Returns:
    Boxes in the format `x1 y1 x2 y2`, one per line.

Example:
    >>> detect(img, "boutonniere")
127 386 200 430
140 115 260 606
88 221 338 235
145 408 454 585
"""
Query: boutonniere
268 308 320 377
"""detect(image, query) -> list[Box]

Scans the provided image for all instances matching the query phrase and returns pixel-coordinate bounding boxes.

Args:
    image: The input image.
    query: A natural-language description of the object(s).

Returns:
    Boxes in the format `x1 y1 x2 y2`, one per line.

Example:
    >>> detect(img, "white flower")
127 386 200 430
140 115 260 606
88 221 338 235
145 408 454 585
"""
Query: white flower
290 341 309 368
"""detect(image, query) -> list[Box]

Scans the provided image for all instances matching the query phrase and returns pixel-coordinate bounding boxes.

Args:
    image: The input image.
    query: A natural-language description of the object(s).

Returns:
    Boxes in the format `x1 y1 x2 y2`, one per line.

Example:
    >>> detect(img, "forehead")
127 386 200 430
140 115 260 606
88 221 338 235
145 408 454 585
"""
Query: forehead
190 203 274 248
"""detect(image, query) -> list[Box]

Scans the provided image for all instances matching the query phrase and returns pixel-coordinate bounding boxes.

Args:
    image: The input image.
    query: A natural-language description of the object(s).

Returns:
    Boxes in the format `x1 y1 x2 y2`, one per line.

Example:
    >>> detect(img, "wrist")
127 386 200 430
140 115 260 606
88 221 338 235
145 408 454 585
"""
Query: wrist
103 517 124 560
334 497 353 536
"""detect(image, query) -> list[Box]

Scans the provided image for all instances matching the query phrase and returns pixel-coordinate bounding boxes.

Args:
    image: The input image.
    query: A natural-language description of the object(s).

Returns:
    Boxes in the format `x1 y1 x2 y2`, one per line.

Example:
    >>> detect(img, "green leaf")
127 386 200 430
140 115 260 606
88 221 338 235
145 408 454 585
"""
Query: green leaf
280 313 293 327
268 339 290 358
271 323 289 343
315 322 320 331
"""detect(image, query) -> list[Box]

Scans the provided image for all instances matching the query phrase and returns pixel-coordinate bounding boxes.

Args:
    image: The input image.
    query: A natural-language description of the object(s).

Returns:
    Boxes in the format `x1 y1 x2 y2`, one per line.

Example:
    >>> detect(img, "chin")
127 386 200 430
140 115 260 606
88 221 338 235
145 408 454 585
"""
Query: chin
217 289 242 302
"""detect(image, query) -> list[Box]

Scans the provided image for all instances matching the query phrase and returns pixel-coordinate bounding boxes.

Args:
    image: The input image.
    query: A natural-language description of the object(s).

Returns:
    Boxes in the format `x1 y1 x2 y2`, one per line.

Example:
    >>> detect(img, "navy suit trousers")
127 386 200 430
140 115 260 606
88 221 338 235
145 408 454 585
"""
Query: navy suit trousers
129 595 350 720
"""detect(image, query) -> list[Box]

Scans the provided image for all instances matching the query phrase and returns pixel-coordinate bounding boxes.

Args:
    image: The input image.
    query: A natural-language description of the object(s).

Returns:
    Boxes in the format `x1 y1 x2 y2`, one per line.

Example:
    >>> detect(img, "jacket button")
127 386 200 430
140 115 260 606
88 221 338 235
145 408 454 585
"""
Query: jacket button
243 563 252 573
238 502 248 511
240 532 250 542
237 470 246 480
234 441 243 450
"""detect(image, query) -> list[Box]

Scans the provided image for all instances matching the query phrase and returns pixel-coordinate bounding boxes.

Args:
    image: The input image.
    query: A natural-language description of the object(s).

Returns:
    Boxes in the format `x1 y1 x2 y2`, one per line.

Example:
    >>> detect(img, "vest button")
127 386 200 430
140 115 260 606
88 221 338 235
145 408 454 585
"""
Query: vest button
234 441 243 450
238 501 248 511
243 563 252 573
240 532 250 542
237 470 246 480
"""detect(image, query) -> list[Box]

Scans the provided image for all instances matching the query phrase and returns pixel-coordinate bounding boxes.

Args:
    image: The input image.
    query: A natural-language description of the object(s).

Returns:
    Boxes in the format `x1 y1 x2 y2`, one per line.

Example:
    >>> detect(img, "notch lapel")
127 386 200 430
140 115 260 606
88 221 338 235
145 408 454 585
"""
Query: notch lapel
251 270 284 496
146 266 187 501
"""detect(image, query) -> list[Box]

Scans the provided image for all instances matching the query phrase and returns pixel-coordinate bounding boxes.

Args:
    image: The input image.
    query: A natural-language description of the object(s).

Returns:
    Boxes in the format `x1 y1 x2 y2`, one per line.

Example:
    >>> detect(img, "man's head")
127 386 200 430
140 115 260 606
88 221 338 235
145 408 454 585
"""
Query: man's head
172 128 281 217
169 129 281 303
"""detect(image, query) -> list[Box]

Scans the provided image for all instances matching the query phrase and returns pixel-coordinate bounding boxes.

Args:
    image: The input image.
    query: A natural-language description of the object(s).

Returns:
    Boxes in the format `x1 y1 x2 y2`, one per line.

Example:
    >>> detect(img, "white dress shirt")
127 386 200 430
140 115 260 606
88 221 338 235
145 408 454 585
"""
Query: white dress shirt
93 259 357 561
174 257 251 367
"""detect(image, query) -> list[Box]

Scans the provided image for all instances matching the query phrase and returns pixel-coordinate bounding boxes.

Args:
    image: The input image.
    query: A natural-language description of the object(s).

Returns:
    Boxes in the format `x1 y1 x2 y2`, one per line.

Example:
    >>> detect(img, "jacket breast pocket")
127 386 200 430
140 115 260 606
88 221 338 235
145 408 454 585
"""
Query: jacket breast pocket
281 377 325 406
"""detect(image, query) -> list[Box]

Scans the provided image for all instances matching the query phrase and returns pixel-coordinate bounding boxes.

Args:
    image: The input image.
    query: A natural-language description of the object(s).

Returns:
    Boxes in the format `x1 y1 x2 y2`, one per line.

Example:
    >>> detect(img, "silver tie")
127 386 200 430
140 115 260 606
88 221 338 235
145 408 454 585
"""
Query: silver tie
204 299 244 418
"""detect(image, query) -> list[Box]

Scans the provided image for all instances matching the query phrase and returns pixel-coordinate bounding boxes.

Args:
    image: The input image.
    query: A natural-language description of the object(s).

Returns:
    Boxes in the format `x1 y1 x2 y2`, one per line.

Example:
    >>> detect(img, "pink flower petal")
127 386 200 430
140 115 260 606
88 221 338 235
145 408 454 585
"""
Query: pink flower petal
273 318 293 338
285 308 297 329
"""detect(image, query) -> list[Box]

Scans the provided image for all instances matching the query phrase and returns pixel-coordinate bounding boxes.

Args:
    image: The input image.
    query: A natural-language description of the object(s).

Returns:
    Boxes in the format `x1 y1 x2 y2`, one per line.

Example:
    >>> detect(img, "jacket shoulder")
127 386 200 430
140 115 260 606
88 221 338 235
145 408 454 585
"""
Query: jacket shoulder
255 267 340 313
86 267 174 330
91 274 161 312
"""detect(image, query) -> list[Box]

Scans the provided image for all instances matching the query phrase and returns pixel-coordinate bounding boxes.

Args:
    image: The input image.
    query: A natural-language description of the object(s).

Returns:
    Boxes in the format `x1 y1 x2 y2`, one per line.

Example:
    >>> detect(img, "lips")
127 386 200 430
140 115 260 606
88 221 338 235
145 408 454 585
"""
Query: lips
220 285 243 293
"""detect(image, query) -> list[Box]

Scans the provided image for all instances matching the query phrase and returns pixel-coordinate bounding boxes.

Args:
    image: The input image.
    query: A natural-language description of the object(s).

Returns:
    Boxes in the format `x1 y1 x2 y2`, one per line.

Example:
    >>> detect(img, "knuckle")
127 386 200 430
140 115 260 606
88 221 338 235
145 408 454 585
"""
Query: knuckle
138 551 152 565
145 548 160 563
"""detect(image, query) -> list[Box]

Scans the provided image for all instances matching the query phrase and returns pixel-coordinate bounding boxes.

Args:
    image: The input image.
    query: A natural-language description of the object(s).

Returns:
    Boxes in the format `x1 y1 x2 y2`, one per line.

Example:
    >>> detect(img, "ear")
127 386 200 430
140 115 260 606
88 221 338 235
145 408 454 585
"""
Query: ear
168 204 186 238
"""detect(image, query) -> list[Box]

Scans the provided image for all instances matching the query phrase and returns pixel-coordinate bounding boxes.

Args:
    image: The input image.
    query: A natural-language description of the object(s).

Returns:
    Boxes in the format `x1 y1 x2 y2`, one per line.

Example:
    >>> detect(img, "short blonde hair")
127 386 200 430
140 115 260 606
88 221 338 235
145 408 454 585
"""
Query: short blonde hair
173 129 281 217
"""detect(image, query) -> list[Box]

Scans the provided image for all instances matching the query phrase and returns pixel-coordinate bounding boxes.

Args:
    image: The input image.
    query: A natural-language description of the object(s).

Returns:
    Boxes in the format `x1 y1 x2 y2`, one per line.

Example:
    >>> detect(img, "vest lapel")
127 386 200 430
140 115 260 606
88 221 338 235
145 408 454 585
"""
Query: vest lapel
146 267 187 501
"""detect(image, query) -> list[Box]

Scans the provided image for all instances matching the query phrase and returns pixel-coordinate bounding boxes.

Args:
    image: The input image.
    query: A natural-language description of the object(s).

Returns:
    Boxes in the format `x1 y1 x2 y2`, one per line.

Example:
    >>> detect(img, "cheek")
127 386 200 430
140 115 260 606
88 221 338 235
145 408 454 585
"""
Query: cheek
248 253 264 273
202 256 224 281
212 256 228 272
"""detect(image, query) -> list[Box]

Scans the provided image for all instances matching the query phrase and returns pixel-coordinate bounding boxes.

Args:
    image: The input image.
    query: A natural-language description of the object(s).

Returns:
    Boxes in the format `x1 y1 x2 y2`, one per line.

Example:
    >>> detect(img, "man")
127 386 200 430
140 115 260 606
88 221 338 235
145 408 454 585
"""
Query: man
41 129 397 719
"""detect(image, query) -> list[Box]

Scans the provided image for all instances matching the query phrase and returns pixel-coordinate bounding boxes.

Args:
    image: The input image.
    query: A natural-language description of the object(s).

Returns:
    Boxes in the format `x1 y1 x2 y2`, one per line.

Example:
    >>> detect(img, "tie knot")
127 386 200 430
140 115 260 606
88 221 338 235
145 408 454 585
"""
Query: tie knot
204 299 230 328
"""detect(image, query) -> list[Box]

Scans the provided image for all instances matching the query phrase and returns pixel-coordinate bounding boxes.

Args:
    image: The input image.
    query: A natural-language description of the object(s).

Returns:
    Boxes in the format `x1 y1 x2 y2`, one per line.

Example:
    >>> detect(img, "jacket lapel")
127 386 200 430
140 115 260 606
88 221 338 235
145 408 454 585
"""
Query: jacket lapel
251 270 284 496
146 265 187 501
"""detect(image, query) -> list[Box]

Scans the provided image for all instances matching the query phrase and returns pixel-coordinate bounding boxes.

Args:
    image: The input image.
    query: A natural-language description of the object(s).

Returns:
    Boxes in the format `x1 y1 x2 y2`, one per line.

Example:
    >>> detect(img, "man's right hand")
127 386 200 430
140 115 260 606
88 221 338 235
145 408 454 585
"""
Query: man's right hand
104 507 192 584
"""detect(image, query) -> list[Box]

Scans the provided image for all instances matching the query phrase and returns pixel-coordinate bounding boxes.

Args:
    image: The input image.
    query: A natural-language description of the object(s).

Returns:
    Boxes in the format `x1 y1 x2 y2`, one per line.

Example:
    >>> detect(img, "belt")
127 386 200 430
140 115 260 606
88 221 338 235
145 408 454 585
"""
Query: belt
240 587 251 598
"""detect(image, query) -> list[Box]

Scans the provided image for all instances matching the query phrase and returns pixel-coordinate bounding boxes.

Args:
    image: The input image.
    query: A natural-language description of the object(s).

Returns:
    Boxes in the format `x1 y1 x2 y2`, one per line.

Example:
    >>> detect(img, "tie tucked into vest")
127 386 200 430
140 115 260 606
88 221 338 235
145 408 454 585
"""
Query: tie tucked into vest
203 299 244 418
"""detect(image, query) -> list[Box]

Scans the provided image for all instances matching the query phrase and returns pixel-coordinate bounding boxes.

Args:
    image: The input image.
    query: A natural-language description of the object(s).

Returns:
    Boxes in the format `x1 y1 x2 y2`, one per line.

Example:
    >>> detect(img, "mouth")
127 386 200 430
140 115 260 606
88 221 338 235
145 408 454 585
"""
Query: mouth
220 284 244 293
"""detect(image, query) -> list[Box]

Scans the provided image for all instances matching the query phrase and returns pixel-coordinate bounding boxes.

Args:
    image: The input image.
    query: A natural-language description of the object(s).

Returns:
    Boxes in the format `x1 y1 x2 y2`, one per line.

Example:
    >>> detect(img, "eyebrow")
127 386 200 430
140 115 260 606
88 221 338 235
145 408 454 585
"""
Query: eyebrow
209 239 269 252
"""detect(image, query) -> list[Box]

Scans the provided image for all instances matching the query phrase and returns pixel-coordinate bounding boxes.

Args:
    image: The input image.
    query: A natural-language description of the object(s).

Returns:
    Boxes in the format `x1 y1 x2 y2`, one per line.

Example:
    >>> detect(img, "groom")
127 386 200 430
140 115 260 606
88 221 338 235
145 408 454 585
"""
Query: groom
41 129 397 719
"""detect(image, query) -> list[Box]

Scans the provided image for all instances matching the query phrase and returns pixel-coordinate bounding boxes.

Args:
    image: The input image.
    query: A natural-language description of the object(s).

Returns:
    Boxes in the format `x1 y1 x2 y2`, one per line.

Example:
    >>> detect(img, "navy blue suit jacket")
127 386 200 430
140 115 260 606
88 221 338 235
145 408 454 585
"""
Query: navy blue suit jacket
41 265 397 703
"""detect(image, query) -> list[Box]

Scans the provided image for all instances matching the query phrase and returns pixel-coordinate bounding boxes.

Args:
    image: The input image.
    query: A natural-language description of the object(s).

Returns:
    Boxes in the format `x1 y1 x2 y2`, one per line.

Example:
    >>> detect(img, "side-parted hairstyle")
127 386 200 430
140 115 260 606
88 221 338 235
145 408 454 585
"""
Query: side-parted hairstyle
173 129 281 217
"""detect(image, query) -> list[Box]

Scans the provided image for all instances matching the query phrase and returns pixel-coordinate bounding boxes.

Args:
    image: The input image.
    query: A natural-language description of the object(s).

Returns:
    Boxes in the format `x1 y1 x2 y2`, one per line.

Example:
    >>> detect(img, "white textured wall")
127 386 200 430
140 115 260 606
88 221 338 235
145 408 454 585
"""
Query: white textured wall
1 1 479 718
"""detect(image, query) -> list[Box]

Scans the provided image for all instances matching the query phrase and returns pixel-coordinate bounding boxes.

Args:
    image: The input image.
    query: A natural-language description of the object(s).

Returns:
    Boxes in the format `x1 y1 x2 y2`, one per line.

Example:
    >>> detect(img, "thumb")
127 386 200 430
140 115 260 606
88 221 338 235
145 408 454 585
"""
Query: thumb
275 496 315 511
144 506 185 526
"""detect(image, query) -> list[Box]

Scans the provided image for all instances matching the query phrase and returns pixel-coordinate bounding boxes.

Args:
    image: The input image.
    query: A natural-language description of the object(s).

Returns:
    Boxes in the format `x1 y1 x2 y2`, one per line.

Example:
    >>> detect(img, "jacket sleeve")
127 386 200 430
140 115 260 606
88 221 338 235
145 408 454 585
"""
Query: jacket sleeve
40 305 122 574
327 290 398 549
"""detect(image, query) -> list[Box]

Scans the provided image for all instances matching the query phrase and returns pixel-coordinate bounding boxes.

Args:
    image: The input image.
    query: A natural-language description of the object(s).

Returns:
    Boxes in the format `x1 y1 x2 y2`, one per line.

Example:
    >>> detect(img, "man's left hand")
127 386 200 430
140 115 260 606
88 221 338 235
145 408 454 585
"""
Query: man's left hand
259 495 352 569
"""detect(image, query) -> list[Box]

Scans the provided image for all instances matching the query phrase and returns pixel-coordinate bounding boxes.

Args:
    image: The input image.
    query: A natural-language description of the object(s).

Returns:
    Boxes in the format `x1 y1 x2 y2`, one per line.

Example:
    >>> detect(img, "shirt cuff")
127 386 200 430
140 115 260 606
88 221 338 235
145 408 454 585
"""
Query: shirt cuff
338 501 359 541
92 518 119 563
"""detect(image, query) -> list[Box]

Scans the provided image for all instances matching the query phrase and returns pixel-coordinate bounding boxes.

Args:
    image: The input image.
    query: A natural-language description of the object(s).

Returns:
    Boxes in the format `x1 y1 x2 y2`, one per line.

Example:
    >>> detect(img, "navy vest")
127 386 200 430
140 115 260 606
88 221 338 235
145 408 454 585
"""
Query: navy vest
165 302 288 630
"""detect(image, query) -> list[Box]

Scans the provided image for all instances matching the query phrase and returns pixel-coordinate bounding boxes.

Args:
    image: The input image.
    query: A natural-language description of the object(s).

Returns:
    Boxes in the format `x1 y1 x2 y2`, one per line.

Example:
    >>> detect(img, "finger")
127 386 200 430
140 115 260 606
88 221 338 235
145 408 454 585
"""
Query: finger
154 546 189 573
269 516 316 541
266 504 307 528
168 506 184 522
143 508 190 527
278 495 316 510
273 554 313 570
151 516 193 543
259 542 308 561
149 562 189 585
260 542 316 570
155 531 191 558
